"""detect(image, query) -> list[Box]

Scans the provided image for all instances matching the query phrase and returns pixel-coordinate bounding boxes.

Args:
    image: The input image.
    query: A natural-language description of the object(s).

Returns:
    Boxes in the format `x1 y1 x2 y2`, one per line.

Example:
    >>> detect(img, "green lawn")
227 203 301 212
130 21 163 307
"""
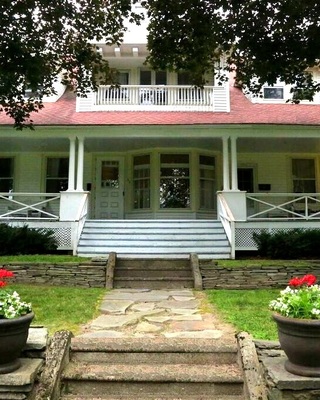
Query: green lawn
206 289 279 340
11 284 105 335
0 255 91 263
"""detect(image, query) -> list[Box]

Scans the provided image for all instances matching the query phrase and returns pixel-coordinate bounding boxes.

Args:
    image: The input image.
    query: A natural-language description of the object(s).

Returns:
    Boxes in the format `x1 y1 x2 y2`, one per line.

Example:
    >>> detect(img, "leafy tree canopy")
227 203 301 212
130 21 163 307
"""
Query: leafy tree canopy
145 0 320 99
0 0 142 129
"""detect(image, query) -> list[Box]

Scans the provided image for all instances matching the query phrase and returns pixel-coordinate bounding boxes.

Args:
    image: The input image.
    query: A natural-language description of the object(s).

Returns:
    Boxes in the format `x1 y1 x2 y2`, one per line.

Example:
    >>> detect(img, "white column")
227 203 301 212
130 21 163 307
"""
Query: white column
76 137 84 191
67 136 76 191
222 137 230 191
231 136 239 190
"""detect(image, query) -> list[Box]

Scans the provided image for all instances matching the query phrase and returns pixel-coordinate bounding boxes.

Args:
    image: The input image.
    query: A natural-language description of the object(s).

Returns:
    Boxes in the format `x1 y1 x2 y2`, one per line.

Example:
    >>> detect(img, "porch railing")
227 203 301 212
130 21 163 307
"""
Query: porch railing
0 193 60 220
217 193 235 258
73 193 89 255
246 193 320 220
87 84 229 112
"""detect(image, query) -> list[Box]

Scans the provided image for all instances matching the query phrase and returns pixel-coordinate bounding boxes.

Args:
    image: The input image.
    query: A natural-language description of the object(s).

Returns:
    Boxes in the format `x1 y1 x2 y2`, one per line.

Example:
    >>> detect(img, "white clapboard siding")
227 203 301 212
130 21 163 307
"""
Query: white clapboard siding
77 220 231 259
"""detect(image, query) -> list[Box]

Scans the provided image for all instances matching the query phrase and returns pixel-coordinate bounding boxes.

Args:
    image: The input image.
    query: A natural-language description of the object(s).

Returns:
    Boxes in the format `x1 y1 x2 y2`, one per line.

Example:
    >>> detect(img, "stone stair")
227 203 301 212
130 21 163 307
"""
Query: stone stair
77 220 231 259
113 258 194 289
60 337 245 400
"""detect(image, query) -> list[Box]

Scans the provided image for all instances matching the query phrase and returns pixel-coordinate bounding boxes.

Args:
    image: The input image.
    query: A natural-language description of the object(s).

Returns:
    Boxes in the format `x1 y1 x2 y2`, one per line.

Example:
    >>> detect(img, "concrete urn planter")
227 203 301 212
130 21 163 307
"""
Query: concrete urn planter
0 312 34 374
273 313 320 377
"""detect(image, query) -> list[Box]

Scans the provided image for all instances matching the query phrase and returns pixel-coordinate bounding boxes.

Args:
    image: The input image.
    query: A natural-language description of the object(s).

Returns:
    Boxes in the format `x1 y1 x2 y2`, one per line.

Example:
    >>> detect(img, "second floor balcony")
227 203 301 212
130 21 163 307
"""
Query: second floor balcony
76 84 230 113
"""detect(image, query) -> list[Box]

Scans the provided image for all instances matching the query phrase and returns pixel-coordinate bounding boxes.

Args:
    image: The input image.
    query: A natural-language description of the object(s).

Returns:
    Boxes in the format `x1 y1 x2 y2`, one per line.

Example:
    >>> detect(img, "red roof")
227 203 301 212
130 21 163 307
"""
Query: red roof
1 85 320 126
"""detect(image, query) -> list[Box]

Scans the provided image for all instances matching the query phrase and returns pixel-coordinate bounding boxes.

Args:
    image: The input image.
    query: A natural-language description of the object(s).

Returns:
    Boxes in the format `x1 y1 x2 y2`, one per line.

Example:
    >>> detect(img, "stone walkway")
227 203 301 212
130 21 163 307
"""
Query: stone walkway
78 289 235 339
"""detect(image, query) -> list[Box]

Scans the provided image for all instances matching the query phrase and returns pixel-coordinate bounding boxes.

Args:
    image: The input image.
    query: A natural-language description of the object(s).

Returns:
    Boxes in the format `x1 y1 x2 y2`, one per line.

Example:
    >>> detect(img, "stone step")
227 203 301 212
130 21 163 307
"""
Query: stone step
113 277 194 289
61 394 245 400
116 259 189 269
70 338 238 365
114 269 192 278
62 363 244 398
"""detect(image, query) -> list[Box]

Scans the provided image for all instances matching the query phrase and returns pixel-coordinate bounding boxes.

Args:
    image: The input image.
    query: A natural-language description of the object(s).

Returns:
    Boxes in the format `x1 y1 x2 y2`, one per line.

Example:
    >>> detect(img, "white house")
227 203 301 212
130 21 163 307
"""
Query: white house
1 10 320 259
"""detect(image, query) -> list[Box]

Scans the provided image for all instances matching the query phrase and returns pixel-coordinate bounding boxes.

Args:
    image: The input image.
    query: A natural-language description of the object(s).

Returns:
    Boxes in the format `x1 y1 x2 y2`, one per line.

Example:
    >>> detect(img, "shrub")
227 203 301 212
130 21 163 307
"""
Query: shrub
0 224 57 255
253 229 320 259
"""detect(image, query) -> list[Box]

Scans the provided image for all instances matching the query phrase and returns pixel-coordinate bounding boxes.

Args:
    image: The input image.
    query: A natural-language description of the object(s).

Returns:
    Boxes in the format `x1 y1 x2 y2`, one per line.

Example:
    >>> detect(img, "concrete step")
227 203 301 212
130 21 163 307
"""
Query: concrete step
114 269 192 278
70 338 239 365
62 395 245 400
61 338 244 399
116 259 190 269
62 363 243 398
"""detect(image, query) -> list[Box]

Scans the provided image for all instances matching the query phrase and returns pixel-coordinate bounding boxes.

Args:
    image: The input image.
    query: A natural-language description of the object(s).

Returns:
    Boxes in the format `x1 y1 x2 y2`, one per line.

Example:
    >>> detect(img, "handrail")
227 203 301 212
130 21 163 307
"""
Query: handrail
217 193 236 259
0 192 60 220
72 192 89 255
246 193 320 220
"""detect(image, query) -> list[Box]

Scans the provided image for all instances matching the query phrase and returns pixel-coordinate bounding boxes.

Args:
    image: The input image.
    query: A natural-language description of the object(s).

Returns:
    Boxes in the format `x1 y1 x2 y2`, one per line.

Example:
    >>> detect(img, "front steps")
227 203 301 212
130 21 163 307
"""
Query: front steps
114 258 194 289
77 219 231 259
60 337 245 400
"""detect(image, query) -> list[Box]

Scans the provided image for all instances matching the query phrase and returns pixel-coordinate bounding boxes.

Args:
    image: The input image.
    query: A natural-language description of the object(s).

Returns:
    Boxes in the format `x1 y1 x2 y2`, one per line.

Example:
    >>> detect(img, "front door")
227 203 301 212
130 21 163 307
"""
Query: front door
95 157 124 219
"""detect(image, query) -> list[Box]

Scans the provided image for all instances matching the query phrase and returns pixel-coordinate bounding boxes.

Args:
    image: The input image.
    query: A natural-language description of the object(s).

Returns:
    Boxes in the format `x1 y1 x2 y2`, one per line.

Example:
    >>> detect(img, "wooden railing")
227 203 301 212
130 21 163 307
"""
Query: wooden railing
84 84 230 112
246 193 320 220
0 193 60 220
217 193 235 258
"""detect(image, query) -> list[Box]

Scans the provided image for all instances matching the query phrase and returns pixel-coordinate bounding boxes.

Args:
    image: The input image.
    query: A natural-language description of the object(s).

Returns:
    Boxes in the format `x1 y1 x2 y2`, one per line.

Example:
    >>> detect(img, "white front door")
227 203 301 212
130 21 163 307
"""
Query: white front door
95 157 124 219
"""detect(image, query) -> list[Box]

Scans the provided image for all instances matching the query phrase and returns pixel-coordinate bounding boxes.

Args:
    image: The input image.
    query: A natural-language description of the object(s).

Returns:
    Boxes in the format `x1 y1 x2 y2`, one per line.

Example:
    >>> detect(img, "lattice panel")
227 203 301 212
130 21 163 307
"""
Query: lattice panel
47 227 72 248
235 227 295 249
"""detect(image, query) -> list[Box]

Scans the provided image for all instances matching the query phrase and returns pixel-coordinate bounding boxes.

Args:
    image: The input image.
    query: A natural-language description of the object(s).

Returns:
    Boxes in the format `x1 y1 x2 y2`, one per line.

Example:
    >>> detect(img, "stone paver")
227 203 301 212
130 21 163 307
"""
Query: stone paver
79 289 235 339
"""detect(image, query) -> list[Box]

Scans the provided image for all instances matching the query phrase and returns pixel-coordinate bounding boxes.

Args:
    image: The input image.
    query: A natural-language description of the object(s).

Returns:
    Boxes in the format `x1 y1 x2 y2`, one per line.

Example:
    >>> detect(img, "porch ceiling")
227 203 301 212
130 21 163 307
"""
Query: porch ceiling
1 135 320 153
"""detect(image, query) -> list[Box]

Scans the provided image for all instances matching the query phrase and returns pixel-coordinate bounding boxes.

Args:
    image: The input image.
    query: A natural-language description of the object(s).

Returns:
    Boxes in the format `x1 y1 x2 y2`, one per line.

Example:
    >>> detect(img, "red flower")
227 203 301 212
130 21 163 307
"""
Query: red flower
0 270 14 279
301 274 317 286
289 274 317 287
0 281 7 287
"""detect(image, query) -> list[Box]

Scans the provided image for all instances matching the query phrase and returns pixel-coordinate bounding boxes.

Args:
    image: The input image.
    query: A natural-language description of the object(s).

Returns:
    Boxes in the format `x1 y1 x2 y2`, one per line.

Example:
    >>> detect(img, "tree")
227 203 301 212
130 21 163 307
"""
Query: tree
0 0 142 129
145 0 320 100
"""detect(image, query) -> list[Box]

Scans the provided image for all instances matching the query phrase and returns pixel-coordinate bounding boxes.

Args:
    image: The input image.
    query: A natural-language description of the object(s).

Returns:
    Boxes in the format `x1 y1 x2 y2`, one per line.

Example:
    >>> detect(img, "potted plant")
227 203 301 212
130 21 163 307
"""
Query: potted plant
0 269 34 374
269 274 320 377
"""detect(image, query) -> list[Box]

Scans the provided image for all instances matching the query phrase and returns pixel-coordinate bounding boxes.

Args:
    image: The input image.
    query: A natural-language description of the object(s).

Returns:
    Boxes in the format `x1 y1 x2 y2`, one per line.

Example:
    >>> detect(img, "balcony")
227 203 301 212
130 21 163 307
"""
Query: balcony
76 85 230 112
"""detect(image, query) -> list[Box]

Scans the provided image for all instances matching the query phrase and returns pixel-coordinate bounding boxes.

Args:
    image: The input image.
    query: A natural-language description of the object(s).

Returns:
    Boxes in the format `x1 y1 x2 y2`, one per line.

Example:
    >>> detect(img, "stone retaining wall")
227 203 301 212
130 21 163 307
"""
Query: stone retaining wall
2 260 320 289
1 261 107 288
200 261 320 289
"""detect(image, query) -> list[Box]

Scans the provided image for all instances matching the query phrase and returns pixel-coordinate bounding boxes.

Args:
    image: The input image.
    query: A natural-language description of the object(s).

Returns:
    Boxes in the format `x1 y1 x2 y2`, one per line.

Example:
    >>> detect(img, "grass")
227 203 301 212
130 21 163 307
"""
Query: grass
206 289 279 340
216 259 315 267
11 284 105 335
0 255 91 263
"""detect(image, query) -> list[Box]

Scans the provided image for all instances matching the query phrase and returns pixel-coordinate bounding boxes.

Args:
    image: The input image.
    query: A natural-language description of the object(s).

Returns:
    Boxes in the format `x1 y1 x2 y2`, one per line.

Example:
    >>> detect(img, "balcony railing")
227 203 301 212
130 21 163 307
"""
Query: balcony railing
76 85 230 112
246 193 320 220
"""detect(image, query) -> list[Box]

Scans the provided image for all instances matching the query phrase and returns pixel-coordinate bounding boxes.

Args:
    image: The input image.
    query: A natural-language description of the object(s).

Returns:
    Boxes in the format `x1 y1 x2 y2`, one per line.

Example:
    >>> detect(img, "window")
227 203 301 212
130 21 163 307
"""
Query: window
160 154 190 209
199 156 215 209
292 159 316 193
133 155 150 209
140 70 167 85
263 87 284 99
46 158 69 192
0 158 14 192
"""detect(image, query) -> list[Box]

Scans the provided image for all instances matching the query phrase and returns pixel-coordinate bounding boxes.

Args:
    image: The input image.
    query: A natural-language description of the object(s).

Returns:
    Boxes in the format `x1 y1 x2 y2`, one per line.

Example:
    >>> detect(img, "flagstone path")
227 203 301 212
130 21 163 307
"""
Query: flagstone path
78 289 235 339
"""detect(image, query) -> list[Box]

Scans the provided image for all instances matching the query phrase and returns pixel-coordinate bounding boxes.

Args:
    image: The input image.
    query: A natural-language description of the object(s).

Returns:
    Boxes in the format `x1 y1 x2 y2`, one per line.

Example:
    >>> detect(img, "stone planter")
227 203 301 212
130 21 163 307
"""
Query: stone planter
273 313 320 377
0 312 34 374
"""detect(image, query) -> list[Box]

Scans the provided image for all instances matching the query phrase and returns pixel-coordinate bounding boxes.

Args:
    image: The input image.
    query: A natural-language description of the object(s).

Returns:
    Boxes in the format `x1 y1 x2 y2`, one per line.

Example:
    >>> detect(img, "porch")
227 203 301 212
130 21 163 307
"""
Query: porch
1 191 320 258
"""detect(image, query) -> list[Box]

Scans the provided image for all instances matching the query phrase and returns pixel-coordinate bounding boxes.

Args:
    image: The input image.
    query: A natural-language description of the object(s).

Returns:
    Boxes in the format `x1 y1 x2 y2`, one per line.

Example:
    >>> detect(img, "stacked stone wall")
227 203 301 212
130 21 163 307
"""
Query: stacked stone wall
200 262 320 289
1 261 106 288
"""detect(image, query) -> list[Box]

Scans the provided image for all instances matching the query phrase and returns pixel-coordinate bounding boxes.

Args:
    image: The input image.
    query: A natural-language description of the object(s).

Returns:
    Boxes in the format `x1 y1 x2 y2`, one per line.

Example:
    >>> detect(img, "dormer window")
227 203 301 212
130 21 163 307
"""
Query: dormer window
263 87 284 99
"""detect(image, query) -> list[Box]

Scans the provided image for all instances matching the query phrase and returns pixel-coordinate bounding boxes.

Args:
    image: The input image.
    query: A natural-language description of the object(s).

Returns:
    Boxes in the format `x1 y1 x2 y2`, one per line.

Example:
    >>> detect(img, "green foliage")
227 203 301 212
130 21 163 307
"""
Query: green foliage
206 289 278 340
145 1 320 96
0 223 58 255
0 0 142 129
252 229 320 259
